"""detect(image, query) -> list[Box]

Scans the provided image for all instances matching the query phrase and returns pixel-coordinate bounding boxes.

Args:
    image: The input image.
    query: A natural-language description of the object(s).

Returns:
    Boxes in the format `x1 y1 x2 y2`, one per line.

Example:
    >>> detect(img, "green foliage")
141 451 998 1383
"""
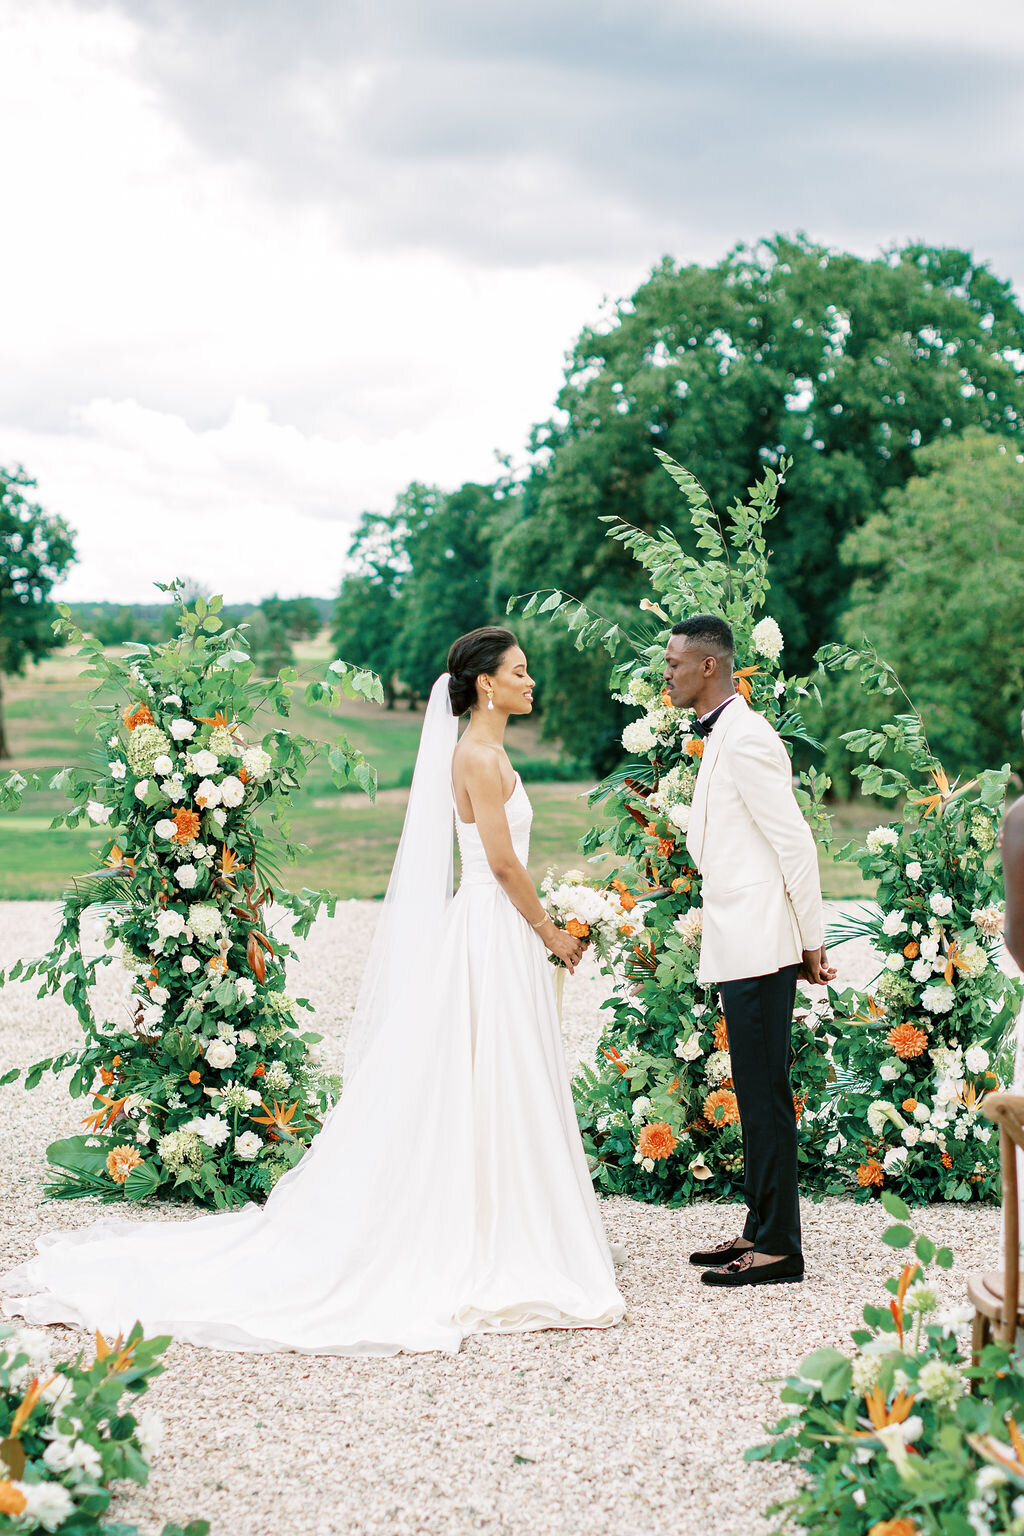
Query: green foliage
0 466 77 759
822 429 1024 788
0 581 380 1210
518 451 839 1203
748 1205 1024 1536
0 1318 209 1534
813 647 1021 1205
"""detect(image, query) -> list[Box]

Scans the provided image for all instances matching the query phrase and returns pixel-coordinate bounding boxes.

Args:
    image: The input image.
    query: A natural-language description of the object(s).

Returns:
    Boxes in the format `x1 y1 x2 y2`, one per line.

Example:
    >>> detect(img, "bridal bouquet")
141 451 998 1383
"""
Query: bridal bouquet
0 1320 208 1536
540 869 645 968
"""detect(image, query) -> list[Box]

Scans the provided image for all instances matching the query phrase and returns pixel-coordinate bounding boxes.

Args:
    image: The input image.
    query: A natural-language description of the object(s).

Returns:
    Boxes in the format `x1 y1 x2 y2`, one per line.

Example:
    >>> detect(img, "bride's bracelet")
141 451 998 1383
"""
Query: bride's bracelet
531 914 551 930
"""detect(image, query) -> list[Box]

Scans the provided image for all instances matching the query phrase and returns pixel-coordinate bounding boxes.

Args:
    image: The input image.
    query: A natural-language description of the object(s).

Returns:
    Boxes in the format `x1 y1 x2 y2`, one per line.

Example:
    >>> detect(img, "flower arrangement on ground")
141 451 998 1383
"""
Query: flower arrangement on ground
815 647 1021 1204
511 452 836 1202
0 581 382 1209
748 1191 1024 1535
0 1319 208 1536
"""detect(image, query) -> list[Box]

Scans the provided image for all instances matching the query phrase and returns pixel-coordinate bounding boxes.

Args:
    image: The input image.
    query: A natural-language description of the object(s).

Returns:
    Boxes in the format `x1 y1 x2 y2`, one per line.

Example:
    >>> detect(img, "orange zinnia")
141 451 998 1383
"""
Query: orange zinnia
902 1098 918 1113
903 941 919 959
713 1016 729 1051
703 1088 740 1128
566 919 590 939
172 807 201 844
106 1145 143 1184
941 1152 953 1169
188 1070 201 1084
638 1122 677 1160
122 702 154 730
0 1484 27 1515
887 1023 928 1060
857 1159 884 1187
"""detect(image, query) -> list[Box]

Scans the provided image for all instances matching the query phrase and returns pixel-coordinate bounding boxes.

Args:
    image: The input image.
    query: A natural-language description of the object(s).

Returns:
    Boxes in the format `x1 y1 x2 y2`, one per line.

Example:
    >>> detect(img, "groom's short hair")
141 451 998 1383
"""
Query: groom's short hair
671 615 734 661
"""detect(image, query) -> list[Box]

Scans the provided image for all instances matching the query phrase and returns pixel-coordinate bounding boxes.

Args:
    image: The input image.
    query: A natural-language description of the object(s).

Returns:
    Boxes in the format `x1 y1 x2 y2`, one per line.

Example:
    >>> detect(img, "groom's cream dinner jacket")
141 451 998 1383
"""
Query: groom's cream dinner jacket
684 695 824 985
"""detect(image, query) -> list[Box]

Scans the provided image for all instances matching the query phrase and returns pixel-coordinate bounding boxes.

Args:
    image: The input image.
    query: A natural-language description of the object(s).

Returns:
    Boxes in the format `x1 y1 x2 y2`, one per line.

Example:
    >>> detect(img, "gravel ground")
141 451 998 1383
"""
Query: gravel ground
0 900 1010 1536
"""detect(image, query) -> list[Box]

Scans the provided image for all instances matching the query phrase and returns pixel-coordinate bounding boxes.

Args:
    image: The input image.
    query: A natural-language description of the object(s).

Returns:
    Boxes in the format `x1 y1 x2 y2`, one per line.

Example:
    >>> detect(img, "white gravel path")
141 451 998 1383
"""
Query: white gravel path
0 901 1008 1536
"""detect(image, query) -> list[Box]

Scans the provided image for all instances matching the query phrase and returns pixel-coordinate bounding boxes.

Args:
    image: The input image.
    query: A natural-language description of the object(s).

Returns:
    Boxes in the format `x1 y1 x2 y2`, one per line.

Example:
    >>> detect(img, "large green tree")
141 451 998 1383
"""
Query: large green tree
0 467 77 759
823 427 1024 783
494 236 1024 765
332 480 500 705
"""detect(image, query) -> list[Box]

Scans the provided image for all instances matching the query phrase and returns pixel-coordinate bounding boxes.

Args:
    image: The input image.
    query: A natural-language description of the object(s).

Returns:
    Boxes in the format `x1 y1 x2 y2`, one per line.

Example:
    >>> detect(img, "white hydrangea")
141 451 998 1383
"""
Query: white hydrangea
959 942 989 979
189 904 223 942
881 909 908 936
704 1049 732 1087
964 1044 990 1074
234 1130 263 1161
242 746 273 781
929 892 954 917
866 826 899 855
622 718 658 756
921 983 955 1014
219 774 246 808
630 1096 652 1121
751 616 783 662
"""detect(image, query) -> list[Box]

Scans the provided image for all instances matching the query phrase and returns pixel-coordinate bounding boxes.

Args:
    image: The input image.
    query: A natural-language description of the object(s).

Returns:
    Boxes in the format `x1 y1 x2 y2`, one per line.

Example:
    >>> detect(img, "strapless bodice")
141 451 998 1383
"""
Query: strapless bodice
455 774 532 887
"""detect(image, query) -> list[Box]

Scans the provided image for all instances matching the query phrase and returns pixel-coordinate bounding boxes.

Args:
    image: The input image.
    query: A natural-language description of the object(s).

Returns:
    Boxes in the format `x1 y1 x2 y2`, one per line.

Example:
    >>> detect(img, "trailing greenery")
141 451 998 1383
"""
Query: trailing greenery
0 1319 208 1536
511 450 840 1205
0 582 382 1209
748 1191 1024 1536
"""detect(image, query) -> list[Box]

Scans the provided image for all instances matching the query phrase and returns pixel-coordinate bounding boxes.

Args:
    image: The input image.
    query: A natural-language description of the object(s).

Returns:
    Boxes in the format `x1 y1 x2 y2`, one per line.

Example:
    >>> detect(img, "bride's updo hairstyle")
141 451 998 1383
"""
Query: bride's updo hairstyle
447 627 519 715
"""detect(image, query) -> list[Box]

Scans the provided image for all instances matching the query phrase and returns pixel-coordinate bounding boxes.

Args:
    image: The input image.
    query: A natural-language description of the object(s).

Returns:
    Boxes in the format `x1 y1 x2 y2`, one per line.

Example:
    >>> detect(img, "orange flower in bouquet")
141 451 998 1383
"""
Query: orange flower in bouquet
703 1088 740 1127
106 1145 143 1184
887 1023 928 1060
637 1122 677 1160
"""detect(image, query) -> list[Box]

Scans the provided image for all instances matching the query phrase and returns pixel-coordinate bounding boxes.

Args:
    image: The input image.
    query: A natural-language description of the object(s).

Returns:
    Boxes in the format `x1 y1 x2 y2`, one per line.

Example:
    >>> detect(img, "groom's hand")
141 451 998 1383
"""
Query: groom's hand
799 945 836 986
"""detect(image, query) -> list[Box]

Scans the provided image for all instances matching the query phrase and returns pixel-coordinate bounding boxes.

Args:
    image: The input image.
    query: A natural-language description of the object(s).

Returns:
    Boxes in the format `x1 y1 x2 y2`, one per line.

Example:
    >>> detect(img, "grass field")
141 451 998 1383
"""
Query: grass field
0 638 873 901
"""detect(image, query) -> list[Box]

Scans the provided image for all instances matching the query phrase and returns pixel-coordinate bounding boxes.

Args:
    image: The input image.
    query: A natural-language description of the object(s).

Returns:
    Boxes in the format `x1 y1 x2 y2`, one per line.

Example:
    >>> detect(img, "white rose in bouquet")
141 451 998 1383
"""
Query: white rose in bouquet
190 749 219 777
155 909 186 940
184 1112 230 1147
195 778 221 808
219 775 246 808
667 803 691 832
170 718 196 741
205 1039 236 1070
234 1130 263 1161
175 865 198 889
134 779 150 799
153 753 174 776
180 955 201 974
929 892 953 917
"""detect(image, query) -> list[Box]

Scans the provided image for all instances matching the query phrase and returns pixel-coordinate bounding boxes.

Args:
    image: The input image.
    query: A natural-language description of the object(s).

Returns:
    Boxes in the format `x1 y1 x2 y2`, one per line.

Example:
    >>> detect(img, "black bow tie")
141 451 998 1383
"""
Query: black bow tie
692 699 732 738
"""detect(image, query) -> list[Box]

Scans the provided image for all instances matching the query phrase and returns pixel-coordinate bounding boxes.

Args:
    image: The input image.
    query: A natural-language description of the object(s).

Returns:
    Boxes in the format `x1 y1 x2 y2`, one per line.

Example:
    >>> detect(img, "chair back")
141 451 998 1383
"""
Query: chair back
982 1091 1024 1340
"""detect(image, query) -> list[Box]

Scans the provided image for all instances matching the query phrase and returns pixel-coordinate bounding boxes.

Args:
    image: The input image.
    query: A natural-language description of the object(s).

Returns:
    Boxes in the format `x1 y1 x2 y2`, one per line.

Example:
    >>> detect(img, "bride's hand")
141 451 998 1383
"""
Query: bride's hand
547 926 583 973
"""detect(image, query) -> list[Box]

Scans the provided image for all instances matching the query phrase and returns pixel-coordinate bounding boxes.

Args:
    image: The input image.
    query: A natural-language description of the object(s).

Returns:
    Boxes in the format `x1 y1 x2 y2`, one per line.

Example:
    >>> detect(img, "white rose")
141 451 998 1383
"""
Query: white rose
905 861 922 881
181 955 201 974
919 936 940 960
964 1045 990 1074
205 1039 236 1070
674 1034 702 1061
237 1028 258 1046
134 779 150 799
641 1156 655 1173
190 749 219 777
235 977 257 1002
667 803 691 832
175 865 197 889
883 1146 909 1172
218 774 246 808
210 807 228 828
150 985 170 1005
234 1130 263 1161
195 778 221 808
153 754 174 776
170 718 196 741
155 909 186 939
929 892 953 917
881 910 908 936
155 818 177 839
162 693 182 707
86 800 113 824
880 1061 903 1081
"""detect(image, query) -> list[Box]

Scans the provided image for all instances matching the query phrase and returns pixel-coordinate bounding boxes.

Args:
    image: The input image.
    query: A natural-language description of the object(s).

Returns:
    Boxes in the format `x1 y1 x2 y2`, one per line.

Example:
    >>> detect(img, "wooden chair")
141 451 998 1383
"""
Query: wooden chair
968 1092 1024 1372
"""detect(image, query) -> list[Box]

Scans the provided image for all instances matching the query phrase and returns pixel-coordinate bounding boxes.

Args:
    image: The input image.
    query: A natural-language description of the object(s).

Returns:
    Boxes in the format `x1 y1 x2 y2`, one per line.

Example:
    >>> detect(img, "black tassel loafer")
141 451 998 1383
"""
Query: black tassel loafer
701 1252 804 1287
688 1238 753 1267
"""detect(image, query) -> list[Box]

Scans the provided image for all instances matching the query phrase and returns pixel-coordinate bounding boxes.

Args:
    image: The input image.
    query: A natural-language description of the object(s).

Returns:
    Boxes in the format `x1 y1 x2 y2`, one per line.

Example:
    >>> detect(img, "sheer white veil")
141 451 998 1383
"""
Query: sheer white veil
343 673 458 1081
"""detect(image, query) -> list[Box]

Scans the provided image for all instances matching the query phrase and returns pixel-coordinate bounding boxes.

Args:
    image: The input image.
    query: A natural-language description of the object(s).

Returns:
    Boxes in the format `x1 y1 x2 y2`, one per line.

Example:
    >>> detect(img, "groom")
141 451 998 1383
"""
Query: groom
663 615 835 1288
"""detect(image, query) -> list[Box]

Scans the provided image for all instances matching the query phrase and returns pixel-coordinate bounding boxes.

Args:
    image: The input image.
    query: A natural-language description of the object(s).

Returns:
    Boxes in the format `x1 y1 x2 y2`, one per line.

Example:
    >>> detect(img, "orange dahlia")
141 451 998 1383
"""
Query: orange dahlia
684 737 704 759
857 1159 884 1187
122 702 154 730
703 1088 740 1128
106 1145 143 1184
903 941 920 959
637 1122 677 1160
887 1023 928 1060
0 1484 27 1516
713 1015 729 1051
566 918 590 939
172 806 202 844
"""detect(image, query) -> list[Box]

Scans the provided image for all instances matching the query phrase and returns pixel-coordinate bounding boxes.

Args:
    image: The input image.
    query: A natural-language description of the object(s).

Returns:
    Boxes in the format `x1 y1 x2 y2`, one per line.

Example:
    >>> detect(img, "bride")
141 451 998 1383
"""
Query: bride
1 627 625 1354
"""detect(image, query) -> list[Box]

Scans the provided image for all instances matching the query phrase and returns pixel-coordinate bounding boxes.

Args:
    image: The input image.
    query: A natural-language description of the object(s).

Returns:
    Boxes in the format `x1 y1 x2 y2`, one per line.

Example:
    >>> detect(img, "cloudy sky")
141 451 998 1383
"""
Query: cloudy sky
2 0 1022 603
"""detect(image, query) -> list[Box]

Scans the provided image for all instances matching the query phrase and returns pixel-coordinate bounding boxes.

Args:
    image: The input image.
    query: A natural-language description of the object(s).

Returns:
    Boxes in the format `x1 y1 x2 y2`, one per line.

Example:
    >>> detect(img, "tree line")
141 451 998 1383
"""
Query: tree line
330 234 1024 785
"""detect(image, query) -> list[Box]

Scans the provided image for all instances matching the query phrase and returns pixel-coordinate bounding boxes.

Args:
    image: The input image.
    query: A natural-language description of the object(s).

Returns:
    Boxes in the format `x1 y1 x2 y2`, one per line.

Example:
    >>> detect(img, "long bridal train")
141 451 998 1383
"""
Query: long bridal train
1 677 624 1354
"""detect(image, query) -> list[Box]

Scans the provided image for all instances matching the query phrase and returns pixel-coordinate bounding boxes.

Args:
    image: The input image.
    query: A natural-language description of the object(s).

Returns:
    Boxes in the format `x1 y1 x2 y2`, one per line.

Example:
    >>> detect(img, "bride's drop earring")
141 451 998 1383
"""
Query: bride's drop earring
487 692 494 711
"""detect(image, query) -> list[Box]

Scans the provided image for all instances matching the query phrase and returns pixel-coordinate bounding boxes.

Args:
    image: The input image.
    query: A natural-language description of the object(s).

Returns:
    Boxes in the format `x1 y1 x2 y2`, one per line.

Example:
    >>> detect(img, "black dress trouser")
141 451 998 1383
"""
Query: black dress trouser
717 963 802 1257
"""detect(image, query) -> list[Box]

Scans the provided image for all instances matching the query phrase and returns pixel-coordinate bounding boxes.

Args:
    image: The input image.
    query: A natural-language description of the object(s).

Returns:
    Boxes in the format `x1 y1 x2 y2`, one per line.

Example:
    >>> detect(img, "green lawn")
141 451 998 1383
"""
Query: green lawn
0 640 872 901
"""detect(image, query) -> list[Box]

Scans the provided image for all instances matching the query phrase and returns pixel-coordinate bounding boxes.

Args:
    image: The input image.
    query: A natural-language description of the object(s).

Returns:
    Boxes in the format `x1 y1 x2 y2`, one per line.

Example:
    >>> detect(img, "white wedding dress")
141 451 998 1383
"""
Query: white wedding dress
1 678 624 1354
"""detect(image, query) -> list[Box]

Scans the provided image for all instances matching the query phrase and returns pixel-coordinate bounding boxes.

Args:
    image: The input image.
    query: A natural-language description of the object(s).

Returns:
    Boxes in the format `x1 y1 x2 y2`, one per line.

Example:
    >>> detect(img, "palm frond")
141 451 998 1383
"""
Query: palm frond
826 904 881 948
